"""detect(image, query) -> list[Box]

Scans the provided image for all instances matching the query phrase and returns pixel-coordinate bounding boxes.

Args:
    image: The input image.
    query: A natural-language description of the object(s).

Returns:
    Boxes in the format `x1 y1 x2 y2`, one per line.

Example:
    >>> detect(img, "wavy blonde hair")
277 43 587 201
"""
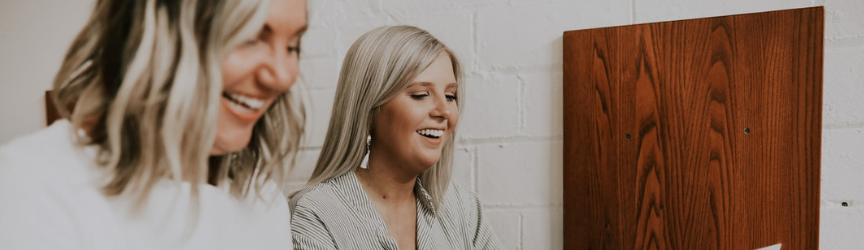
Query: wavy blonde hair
51 0 305 208
307 25 463 208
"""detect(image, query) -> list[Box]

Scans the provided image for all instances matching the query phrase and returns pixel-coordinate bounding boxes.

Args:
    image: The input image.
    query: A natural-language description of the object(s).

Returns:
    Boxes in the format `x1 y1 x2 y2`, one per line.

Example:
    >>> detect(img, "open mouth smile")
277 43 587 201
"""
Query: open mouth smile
416 129 444 139
222 92 265 113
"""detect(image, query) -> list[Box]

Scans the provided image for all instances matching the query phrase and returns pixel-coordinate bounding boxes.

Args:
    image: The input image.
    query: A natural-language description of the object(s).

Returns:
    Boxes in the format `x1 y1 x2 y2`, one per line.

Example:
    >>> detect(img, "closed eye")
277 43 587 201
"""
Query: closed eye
410 92 429 100
446 94 457 102
287 46 301 54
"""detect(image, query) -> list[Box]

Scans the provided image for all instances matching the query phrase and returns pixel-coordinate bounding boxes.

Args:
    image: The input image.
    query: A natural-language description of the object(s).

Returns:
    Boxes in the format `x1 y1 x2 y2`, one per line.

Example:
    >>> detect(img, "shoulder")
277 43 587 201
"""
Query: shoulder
0 120 92 190
436 181 486 228
441 181 480 212
288 177 344 215
0 121 103 248
287 178 347 243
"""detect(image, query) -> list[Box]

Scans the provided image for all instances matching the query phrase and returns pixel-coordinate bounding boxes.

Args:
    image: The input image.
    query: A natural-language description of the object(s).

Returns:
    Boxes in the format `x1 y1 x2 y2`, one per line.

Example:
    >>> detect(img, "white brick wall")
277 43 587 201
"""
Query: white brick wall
1 0 863 249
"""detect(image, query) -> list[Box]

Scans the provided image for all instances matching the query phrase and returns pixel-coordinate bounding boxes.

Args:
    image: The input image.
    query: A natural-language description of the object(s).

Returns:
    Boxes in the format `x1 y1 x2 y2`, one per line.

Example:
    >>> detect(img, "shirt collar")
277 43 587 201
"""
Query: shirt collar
414 178 437 215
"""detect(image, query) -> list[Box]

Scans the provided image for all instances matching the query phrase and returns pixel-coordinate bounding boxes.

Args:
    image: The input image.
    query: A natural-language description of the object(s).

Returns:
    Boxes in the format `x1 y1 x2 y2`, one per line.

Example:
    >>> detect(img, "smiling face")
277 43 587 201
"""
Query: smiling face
372 51 460 173
211 0 307 155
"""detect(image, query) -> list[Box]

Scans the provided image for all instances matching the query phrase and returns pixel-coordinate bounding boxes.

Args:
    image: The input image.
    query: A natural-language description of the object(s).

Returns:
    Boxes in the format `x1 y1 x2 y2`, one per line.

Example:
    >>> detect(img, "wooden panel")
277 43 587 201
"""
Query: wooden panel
563 7 823 250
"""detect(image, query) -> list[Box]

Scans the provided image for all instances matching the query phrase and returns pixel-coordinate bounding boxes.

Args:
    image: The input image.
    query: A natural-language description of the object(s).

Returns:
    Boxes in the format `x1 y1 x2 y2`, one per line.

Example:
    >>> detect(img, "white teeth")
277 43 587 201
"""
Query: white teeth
227 100 255 113
225 92 265 110
417 129 445 138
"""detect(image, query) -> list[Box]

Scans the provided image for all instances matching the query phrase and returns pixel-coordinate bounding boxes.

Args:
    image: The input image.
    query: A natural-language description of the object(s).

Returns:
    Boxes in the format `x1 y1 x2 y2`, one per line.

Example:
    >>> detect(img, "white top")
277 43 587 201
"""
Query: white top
0 121 292 250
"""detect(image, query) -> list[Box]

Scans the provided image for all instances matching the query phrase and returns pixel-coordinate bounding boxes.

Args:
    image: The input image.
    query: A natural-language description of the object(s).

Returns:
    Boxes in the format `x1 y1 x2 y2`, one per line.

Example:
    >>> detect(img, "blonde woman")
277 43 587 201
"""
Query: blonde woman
0 0 307 249
290 26 502 250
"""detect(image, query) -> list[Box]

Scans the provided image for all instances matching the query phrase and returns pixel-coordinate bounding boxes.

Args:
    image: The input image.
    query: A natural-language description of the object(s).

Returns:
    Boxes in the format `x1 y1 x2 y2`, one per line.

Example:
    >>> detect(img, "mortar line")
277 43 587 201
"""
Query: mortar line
473 146 480 194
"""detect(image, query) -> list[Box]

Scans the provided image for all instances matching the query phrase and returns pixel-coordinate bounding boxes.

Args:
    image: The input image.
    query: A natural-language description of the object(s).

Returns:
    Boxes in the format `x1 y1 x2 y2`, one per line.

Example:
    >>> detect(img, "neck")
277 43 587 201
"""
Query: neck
354 151 419 202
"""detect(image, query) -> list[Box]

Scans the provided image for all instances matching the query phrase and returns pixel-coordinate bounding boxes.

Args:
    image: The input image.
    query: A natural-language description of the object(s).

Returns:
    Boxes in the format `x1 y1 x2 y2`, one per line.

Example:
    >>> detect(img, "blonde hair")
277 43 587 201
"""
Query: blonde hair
51 0 305 207
307 25 463 208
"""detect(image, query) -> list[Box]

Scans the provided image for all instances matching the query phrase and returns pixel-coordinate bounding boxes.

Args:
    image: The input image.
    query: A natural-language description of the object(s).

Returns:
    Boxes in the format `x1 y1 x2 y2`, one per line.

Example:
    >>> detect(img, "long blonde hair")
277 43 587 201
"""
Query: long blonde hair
307 26 463 208
51 0 305 207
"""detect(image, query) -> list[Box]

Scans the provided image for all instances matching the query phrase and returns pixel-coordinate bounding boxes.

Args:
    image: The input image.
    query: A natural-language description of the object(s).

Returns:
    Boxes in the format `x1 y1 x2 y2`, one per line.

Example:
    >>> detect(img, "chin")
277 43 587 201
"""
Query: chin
418 156 442 171
211 131 253 155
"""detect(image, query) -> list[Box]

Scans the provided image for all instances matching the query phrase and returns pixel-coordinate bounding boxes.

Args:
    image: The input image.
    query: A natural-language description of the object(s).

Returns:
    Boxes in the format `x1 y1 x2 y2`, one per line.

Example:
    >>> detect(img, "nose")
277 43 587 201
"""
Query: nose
256 51 297 93
429 94 452 120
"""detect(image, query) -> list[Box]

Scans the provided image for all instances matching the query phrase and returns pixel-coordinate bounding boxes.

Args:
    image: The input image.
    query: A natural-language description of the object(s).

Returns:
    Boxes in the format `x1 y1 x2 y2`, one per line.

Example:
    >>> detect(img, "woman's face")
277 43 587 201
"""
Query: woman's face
211 0 307 155
372 51 460 172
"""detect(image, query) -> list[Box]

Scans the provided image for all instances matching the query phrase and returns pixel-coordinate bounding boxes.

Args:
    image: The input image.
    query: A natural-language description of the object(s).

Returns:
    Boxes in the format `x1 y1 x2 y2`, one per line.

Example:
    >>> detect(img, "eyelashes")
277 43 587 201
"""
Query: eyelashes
410 93 429 100
409 92 458 102
238 37 301 55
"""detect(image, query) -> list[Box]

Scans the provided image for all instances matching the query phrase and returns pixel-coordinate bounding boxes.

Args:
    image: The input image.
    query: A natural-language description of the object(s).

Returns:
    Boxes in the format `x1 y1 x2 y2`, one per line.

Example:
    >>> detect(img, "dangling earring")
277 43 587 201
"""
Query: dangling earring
360 135 371 169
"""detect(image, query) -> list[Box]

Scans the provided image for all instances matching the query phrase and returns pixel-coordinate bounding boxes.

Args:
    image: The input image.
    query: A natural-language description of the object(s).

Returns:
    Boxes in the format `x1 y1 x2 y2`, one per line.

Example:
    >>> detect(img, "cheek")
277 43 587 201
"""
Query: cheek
449 106 460 130
220 51 257 88
288 57 300 81
388 109 420 135
384 101 422 129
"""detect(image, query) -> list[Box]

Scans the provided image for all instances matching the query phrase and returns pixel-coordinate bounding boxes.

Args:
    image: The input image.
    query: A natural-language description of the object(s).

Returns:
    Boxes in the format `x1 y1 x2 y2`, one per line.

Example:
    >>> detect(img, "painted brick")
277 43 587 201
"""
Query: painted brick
485 209 521 250
634 0 813 23
477 141 563 206
522 71 564 137
821 206 864 250
329 16 389 55
299 56 342 89
824 0 864 39
476 0 630 69
304 89 337 148
458 74 520 139
299 27 339 59
289 149 322 183
522 207 563 250
452 147 475 191
383 0 500 18
821 128 864 201
308 0 383 29
823 45 864 126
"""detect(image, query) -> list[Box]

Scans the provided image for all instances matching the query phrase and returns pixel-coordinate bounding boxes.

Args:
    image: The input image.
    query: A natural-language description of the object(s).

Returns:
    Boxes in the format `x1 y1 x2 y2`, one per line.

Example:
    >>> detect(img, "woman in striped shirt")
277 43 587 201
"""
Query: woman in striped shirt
290 25 502 250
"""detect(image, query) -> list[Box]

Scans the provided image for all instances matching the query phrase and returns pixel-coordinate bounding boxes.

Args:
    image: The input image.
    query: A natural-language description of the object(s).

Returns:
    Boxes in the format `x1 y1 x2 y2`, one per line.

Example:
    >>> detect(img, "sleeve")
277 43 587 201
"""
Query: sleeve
469 194 504 250
290 199 338 250
0 149 82 250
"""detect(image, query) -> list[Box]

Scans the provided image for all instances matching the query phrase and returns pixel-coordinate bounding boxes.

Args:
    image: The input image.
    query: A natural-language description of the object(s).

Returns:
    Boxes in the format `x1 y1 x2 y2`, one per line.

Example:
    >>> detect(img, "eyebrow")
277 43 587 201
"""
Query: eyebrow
409 82 433 88
408 82 459 90
259 24 309 38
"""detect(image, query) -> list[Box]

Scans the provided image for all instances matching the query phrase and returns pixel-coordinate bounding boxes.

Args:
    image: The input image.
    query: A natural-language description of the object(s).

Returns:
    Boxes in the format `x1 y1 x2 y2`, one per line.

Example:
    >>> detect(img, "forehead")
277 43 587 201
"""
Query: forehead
265 0 308 33
411 52 456 86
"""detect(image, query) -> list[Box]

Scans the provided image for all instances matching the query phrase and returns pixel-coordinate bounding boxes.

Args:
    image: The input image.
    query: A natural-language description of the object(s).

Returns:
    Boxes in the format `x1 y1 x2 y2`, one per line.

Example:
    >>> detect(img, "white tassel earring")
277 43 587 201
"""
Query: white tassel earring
360 135 371 169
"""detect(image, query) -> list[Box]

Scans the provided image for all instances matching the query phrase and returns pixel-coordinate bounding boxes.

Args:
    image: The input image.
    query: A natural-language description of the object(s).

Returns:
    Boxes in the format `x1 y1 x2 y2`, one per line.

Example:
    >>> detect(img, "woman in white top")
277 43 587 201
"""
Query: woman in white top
290 26 502 250
0 0 307 249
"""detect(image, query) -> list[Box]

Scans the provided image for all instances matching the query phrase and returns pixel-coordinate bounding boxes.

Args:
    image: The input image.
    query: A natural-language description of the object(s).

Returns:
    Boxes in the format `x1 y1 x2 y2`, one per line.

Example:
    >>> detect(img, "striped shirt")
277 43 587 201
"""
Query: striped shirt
289 172 502 250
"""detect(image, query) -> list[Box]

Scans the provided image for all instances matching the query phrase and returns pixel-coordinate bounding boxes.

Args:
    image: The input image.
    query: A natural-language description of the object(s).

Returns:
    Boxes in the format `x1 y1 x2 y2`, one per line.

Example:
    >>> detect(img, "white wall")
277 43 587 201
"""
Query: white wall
2 0 863 249
0 0 94 142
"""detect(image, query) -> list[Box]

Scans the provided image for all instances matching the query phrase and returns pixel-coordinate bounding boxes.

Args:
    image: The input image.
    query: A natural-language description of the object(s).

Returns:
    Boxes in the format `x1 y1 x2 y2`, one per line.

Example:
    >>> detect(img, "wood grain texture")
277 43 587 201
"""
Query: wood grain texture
563 7 823 250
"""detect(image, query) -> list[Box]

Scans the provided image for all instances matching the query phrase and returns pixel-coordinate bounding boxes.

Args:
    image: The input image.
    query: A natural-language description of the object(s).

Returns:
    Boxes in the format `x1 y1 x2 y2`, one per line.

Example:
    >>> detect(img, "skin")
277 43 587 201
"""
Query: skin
210 0 308 155
355 51 460 250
